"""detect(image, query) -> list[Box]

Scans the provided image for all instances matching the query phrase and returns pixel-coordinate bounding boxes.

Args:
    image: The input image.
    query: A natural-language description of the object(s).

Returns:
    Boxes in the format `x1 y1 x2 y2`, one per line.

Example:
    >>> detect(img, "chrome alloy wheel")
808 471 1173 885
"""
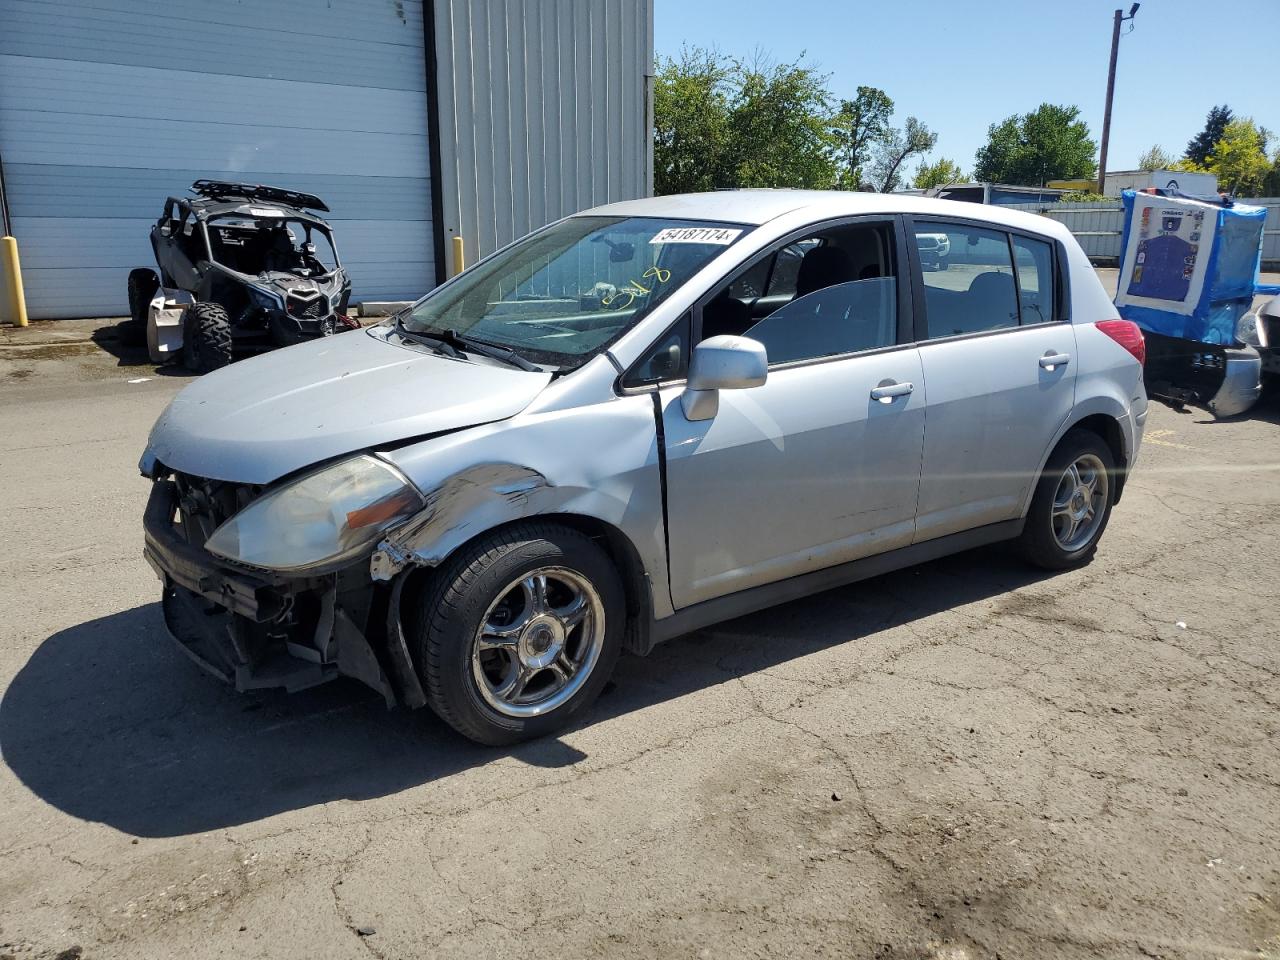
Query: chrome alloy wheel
1051 453 1109 552
471 567 606 718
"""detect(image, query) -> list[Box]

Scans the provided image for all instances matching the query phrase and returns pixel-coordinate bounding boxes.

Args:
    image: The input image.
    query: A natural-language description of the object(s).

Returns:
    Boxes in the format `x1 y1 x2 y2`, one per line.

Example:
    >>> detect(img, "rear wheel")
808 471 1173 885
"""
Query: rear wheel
1018 428 1115 570
183 302 233 373
120 268 159 347
415 522 625 745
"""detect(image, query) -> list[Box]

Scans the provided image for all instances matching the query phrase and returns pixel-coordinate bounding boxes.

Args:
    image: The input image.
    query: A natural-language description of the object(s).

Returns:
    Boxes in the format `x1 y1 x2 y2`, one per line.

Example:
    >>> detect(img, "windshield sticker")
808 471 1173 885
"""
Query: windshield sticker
248 207 286 217
650 226 742 245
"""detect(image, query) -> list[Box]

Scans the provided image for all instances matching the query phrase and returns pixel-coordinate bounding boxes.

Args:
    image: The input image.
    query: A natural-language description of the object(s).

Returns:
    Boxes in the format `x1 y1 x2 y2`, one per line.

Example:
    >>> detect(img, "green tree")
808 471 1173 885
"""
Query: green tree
653 46 733 195
1263 152 1280 197
722 53 839 189
1168 157 1209 173
972 103 1097 185
1206 118 1271 196
652 47 838 194
870 118 937 193
1137 144 1173 170
829 86 894 188
913 157 965 190
1185 104 1233 167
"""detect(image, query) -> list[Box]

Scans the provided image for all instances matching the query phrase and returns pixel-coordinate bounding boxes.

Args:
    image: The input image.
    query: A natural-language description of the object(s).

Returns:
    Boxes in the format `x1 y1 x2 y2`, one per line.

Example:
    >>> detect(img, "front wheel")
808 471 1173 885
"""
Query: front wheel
1018 428 1116 570
415 522 625 745
183 302 233 373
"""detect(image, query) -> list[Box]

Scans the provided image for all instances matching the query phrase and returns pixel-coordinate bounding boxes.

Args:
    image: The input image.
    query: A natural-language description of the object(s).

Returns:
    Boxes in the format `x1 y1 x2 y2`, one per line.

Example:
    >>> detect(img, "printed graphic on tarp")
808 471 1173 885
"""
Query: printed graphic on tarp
1114 190 1267 345
1116 192 1212 317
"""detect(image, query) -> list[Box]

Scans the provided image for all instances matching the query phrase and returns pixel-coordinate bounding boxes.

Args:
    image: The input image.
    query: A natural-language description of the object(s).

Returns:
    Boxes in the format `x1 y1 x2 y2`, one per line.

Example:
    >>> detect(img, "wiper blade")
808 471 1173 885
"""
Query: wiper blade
436 328 541 372
394 315 463 359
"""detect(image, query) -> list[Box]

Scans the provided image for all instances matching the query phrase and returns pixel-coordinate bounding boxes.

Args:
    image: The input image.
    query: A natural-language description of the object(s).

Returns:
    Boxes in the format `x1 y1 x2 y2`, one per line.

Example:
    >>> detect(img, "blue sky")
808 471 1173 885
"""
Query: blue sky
654 0 1280 177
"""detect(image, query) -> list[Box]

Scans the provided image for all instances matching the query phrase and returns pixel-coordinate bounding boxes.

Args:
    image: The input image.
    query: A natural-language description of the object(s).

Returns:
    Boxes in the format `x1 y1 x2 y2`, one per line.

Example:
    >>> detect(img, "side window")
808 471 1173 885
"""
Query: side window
914 222 1019 338
727 258 770 300
765 239 820 297
623 313 690 387
1011 235 1056 325
700 224 898 366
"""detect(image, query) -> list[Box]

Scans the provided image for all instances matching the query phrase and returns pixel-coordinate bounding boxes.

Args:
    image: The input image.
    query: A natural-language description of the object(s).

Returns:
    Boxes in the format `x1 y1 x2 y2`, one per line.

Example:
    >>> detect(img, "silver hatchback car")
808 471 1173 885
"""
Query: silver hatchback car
141 190 1149 745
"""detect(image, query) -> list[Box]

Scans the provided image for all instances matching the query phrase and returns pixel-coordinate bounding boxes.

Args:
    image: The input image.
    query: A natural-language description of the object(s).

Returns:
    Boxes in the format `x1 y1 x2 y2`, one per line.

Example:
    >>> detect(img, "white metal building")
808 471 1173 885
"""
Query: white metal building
0 0 654 319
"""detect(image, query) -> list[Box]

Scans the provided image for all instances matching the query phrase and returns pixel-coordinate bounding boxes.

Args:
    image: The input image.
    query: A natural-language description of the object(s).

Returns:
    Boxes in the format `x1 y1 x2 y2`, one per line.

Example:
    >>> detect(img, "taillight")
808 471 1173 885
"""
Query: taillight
1095 319 1146 366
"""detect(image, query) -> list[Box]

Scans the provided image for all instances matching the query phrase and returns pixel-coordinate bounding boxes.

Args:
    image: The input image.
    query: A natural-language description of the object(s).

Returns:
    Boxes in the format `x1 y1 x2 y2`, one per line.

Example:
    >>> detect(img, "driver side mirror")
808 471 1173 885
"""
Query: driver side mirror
681 335 767 421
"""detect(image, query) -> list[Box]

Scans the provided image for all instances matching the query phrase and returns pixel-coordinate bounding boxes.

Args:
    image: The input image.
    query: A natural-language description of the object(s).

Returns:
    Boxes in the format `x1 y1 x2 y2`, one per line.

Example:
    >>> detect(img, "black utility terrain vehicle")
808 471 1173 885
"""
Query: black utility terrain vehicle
124 181 355 372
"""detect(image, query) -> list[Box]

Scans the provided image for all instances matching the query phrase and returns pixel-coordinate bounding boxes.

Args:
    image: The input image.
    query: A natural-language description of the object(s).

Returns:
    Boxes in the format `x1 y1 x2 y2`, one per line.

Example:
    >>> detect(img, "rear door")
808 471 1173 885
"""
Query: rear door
908 219 1077 541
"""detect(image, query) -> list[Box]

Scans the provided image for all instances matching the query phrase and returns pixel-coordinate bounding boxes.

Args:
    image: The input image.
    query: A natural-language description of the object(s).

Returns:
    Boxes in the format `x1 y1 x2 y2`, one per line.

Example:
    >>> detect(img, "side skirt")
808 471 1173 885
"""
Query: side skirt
649 519 1024 646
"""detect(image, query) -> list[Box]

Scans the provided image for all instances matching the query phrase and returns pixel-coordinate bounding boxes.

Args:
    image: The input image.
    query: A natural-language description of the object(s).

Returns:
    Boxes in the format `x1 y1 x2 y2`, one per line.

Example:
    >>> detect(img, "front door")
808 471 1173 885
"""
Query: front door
657 215 926 610
660 347 926 608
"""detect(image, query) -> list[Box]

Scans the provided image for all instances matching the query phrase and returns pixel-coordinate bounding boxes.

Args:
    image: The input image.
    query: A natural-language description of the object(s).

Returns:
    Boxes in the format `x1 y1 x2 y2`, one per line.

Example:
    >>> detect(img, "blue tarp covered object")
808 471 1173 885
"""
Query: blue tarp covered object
1114 189 1267 345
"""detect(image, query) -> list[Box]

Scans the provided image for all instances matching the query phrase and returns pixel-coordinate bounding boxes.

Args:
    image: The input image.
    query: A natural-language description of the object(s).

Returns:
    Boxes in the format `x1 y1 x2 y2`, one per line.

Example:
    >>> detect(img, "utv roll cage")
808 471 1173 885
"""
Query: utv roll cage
156 196 342 276
190 179 330 212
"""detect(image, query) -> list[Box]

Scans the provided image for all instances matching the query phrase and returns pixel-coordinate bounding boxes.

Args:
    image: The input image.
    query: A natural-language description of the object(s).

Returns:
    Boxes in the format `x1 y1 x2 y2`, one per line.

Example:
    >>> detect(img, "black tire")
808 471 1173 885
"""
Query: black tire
938 259 950 271
1018 428 1116 570
183 302 233 373
120 268 159 347
415 521 625 746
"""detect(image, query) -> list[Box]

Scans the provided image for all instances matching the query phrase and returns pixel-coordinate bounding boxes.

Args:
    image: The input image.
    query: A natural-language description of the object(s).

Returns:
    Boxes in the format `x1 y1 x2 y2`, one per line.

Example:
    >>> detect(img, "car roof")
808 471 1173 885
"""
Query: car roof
578 189 1069 238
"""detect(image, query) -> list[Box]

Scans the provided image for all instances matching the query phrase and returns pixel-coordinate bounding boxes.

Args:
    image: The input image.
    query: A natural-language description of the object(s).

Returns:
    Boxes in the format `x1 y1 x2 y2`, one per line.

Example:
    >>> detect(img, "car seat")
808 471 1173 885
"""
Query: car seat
701 292 754 339
795 246 857 298
962 271 1020 333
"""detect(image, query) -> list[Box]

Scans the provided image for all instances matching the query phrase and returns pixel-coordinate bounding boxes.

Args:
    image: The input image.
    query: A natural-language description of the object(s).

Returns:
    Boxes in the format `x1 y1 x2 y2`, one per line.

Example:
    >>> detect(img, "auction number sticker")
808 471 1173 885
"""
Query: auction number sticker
248 206 286 217
650 226 743 245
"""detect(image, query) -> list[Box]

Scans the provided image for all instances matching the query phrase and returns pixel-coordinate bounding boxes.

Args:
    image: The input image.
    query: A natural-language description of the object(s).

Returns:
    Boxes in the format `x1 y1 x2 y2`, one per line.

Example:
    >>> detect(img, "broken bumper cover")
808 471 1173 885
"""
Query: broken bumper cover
143 481 287 622
142 481 423 706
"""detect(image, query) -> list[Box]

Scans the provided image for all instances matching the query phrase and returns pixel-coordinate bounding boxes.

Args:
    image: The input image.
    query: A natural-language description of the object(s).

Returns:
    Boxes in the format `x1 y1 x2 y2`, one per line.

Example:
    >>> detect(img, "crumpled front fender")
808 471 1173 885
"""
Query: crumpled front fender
372 394 672 619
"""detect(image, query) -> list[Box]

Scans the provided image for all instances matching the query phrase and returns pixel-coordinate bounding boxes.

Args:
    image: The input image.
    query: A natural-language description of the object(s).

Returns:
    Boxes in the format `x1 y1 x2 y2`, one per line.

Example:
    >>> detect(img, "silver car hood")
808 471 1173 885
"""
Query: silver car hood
144 327 552 484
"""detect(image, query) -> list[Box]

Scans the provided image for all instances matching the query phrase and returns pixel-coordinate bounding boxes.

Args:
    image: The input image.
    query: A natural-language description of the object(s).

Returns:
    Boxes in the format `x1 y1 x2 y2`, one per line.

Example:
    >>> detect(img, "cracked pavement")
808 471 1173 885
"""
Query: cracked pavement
2 311 1279 959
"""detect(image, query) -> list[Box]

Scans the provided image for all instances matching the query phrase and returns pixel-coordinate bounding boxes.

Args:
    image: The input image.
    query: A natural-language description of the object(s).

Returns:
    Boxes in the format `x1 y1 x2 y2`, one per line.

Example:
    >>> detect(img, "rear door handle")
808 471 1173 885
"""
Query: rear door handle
870 380 914 402
1039 352 1071 370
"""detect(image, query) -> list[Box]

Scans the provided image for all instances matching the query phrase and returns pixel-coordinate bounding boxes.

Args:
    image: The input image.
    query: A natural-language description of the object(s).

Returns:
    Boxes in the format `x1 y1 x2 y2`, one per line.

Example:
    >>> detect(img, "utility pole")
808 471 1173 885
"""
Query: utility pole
1097 3 1140 195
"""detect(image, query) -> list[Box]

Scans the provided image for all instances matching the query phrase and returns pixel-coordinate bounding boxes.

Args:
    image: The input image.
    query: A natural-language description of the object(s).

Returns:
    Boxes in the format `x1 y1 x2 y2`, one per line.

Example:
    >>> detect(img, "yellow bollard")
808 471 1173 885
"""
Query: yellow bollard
451 235 466 277
1 235 28 327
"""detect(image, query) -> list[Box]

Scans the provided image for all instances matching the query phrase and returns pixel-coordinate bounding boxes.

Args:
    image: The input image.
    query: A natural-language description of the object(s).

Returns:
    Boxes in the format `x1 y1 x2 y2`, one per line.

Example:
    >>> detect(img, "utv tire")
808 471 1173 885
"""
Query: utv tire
416 521 625 746
183 302 233 373
1018 428 1116 570
120 268 159 347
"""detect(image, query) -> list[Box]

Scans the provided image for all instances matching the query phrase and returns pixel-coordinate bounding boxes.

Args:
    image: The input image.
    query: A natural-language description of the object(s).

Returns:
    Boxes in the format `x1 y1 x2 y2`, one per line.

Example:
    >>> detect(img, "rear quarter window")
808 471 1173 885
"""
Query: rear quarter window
1011 234 1057 324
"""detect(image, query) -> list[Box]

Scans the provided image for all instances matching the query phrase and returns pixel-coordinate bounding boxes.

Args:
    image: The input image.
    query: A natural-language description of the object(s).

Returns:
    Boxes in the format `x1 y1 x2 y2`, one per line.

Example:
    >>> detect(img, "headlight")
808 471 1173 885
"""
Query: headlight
1235 311 1264 348
247 286 282 309
205 455 424 573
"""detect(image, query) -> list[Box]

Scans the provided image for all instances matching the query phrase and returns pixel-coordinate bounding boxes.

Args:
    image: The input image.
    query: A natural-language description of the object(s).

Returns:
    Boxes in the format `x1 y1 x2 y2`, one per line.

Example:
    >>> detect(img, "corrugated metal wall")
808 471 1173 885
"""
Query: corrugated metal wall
432 0 654 277
1006 199 1280 266
0 0 435 318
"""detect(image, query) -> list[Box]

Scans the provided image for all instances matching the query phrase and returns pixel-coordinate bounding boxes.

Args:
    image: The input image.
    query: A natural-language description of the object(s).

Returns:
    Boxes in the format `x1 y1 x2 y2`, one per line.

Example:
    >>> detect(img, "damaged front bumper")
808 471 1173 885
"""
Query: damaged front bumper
143 480 425 707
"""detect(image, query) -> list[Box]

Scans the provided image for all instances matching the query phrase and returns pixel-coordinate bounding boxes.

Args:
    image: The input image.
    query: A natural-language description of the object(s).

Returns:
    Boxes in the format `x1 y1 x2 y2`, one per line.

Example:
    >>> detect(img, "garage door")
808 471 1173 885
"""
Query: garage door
0 0 435 319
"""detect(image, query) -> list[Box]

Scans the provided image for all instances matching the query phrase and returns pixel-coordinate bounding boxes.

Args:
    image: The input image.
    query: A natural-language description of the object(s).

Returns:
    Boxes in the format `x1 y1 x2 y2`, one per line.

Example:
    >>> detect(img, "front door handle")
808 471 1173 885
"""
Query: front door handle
870 380 914 402
1039 352 1071 370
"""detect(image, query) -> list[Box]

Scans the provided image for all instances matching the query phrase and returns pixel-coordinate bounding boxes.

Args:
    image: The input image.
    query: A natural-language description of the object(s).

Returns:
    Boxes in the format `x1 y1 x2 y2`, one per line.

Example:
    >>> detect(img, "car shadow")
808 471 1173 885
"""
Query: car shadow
88 322 196 377
0 544 1053 838
1189 380 1280 425
90 322 151 366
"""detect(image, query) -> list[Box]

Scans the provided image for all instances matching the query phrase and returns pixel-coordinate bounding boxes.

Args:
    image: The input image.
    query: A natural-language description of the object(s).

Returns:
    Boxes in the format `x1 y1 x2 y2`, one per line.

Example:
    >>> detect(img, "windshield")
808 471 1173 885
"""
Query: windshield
403 216 749 368
207 215 338 278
